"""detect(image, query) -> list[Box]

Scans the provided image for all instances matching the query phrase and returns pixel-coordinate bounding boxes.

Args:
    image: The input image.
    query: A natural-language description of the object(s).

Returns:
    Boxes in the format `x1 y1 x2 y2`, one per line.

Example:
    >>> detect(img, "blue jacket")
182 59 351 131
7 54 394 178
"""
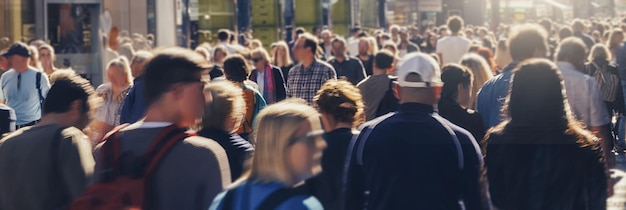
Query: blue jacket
476 62 517 129
119 76 147 124
210 181 323 210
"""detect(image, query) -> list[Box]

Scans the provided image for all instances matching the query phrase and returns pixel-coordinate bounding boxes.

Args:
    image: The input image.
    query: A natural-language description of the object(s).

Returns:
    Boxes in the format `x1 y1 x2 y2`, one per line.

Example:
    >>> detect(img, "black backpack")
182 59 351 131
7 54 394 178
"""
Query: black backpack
375 78 399 118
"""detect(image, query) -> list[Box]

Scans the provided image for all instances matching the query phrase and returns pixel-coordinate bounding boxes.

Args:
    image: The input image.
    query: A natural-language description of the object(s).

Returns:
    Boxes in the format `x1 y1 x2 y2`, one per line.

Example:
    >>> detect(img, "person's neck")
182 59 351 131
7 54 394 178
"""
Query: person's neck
335 54 346 62
14 66 28 73
301 57 315 68
143 102 180 124
333 122 352 130
451 32 460 36
112 83 129 94
358 53 370 59
37 114 74 128
372 69 387 76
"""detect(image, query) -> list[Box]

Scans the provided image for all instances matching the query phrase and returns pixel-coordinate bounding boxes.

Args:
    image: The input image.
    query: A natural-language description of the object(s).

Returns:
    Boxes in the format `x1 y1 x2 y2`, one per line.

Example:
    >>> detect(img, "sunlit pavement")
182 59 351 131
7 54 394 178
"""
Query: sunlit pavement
608 153 626 209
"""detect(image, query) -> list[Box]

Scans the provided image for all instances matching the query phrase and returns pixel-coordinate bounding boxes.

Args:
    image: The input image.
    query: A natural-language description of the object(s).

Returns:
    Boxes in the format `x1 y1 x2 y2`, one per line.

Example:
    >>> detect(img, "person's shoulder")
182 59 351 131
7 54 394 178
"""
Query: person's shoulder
316 60 335 71
96 83 112 92
182 135 228 154
276 195 324 210
60 126 89 140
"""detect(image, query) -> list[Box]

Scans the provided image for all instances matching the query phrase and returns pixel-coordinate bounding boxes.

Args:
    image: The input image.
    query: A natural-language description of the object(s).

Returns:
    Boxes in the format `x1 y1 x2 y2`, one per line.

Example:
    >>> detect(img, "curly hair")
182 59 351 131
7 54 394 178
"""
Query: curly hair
313 79 365 125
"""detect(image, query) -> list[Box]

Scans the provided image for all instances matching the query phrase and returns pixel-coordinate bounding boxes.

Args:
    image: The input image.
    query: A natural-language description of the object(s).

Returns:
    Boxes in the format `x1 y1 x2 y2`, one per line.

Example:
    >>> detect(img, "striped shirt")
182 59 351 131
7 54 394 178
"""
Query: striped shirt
287 59 337 104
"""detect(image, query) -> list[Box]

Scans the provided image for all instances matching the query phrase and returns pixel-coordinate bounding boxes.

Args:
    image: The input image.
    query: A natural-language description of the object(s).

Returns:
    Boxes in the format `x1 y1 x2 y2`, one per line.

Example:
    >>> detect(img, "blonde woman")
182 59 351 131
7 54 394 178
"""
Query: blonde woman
90 57 133 145
38 44 59 76
249 48 287 104
461 53 493 110
271 41 294 80
210 99 326 210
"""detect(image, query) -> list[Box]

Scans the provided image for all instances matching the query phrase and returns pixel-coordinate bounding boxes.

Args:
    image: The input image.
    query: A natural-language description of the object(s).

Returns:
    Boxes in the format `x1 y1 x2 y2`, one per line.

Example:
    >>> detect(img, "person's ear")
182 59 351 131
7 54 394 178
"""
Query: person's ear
392 82 400 100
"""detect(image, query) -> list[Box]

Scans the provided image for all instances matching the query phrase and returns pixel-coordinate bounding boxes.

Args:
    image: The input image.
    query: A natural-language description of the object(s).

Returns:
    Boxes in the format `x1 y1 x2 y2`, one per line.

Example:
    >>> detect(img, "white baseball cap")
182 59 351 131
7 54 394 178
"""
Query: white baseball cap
396 52 443 88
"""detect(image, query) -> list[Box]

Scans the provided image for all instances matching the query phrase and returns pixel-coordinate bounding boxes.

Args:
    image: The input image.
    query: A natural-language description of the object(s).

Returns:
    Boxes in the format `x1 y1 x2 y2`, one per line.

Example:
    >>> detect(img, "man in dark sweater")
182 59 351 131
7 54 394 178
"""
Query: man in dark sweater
344 53 489 210
327 37 366 85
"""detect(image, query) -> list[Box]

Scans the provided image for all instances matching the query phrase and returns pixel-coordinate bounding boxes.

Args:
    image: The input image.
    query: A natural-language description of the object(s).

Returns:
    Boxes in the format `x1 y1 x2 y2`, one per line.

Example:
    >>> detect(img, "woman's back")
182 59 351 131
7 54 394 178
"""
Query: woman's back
485 127 606 210
210 181 323 210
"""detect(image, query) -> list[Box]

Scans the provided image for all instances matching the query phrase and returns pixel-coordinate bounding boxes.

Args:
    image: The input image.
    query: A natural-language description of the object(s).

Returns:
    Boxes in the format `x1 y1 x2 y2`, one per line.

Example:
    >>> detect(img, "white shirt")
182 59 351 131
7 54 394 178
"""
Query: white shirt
347 37 359 57
257 71 265 94
556 61 611 127
324 44 332 59
436 35 471 65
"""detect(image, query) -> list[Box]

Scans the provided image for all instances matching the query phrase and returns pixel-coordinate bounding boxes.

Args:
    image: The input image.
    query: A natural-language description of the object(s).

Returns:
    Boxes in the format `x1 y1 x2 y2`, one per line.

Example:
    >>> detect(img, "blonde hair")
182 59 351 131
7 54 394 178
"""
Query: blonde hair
251 48 271 64
607 28 623 55
461 53 493 109
367 37 379 54
49 69 77 84
107 56 133 87
201 81 246 132
314 79 365 126
249 99 319 185
250 39 263 49
271 41 293 67
588 43 611 62
28 46 41 70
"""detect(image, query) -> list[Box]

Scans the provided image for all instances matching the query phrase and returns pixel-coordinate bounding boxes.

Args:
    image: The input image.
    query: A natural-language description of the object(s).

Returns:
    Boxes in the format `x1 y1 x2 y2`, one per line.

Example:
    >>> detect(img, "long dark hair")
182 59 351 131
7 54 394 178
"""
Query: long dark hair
489 58 596 147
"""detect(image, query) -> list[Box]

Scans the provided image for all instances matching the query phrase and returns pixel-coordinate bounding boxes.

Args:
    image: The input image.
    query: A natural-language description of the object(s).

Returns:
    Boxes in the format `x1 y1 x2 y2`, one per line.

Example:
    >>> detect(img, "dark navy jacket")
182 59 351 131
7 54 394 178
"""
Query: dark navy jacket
344 103 489 210
120 76 146 124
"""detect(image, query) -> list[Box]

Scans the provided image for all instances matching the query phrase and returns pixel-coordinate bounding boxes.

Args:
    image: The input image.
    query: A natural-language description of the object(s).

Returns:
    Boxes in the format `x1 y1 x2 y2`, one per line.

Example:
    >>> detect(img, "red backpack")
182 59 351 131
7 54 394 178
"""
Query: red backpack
70 124 193 210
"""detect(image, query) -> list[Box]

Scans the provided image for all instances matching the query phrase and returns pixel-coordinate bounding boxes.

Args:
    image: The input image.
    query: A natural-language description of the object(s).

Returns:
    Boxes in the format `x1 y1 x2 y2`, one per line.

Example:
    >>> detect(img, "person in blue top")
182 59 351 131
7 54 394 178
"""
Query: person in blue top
0 42 50 128
476 24 549 129
210 99 325 210
119 51 153 124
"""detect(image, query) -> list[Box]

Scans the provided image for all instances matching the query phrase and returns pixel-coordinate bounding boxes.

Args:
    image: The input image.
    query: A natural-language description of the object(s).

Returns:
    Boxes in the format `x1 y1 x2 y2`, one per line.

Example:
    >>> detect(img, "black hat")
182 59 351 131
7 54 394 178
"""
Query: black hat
3 43 30 58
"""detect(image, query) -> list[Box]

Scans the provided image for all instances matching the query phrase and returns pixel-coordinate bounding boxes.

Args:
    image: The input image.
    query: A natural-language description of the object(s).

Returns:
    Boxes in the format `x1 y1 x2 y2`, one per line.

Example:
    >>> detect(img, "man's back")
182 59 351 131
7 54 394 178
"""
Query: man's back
0 124 94 210
357 75 391 120
345 103 486 209
436 36 471 64
93 123 231 210
557 62 610 128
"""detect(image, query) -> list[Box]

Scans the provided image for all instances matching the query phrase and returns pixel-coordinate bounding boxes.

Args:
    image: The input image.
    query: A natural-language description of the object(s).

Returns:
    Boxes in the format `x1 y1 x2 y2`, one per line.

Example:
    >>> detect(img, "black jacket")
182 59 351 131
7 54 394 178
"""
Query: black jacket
249 65 287 103
438 98 485 143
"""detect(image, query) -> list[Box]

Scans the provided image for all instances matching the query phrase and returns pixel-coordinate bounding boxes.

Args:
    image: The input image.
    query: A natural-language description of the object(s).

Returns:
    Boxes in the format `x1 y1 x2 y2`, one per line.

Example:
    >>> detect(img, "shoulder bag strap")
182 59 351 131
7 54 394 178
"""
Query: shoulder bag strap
36 72 44 108
257 187 309 210
99 123 130 181
49 126 70 208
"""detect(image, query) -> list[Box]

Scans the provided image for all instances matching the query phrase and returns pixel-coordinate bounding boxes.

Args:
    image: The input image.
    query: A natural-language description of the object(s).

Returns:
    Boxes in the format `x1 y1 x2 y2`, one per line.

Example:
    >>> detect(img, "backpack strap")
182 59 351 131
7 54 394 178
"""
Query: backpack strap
100 124 131 181
36 72 44 108
141 124 194 177
257 187 309 210
48 126 70 208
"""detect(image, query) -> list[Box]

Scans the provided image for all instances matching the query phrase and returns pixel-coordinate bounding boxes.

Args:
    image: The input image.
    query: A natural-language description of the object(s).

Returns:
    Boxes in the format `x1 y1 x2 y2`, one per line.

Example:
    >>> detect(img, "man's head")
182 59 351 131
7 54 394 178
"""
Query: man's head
393 53 442 105
507 24 548 62
321 30 332 44
4 42 31 72
373 50 395 73
447 16 464 34
143 47 210 126
217 29 230 42
390 25 400 40
571 19 586 33
130 50 154 78
555 37 587 71
538 19 553 35
351 26 362 37
358 38 370 56
399 27 409 41
43 73 99 130
294 27 306 40
331 37 347 57
293 33 319 62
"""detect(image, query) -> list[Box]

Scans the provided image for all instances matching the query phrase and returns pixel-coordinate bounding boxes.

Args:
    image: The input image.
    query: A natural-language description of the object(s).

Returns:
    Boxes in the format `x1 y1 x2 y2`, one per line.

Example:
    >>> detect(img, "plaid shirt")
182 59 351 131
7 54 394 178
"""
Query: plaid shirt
287 59 337 104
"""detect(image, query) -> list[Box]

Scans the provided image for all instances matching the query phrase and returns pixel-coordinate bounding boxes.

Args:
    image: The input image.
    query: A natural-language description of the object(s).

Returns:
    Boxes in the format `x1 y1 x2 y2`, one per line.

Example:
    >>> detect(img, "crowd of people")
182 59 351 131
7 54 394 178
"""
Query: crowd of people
0 14 624 209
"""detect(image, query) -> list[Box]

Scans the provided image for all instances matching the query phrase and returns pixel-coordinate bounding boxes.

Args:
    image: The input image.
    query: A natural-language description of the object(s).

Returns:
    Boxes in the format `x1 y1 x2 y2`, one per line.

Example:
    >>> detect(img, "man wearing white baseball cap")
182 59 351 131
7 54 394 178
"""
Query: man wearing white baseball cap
344 52 489 210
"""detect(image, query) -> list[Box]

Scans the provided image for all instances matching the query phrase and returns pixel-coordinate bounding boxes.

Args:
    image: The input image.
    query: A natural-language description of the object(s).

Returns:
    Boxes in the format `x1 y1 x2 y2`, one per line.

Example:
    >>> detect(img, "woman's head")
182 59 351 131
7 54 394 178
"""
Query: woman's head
441 64 473 108
251 99 326 185
106 56 133 87
588 44 611 62
272 41 293 67
313 80 365 130
427 32 438 48
250 48 271 70
503 59 572 128
461 53 493 108
607 28 624 52
28 46 40 69
223 54 251 83
117 43 135 61
201 81 245 133
476 47 496 72
383 41 398 57
38 44 56 69
213 46 228 65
